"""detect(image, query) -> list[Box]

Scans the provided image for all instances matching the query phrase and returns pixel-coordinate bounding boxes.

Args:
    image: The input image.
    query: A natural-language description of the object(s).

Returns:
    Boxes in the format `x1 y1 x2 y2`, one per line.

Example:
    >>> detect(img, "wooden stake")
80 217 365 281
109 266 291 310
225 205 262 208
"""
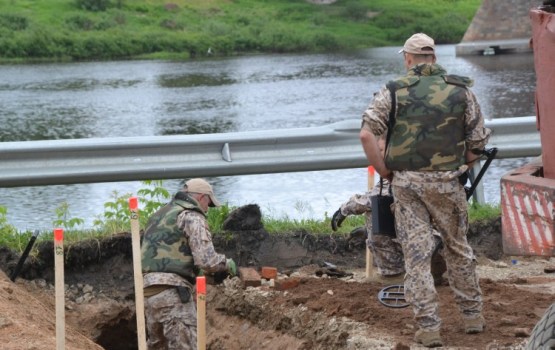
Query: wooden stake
129 197 147 350
366 166 376 279
54 228 65 350
197 276 206 350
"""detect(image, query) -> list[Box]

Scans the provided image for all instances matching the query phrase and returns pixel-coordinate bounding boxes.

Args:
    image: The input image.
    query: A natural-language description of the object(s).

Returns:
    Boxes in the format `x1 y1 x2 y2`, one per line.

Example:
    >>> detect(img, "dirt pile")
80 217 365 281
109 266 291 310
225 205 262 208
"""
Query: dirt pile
1 211 554 350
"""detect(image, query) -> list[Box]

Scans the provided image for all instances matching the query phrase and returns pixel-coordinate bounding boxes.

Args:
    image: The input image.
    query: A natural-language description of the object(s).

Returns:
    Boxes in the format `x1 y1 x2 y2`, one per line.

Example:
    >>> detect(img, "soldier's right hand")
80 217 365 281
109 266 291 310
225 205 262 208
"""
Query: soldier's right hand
331 209 346 231
226 258 237 276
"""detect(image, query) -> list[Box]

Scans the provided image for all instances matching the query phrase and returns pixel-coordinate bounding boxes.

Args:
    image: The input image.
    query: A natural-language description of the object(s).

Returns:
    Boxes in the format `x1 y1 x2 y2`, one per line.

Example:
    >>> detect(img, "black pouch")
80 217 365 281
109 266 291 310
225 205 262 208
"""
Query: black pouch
371 179 396 237
176 286 191 303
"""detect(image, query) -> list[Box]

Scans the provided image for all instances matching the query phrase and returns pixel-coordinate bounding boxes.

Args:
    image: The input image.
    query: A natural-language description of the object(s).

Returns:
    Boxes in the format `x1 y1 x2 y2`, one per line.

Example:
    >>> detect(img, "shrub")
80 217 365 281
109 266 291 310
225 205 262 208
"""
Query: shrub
0 13 28 31
76 0 111 12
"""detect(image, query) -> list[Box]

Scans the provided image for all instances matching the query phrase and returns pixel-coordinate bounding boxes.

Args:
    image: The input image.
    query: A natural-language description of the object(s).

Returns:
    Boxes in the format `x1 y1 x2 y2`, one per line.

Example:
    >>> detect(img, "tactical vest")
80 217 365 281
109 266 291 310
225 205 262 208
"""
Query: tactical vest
141 193 204 282
384 71 470 171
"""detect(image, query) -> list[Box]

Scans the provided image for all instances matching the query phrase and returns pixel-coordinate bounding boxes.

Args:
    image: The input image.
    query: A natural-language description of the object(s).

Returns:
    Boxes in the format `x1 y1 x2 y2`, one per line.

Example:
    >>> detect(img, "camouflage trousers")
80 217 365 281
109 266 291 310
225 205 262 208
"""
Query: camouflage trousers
144 287 197 350
367 232 405 276
393 181 482 331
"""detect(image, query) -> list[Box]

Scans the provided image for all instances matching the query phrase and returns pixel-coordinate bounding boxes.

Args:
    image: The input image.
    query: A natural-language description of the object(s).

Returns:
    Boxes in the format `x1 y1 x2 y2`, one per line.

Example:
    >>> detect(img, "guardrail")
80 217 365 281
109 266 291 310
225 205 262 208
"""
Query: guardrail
0 116 541 188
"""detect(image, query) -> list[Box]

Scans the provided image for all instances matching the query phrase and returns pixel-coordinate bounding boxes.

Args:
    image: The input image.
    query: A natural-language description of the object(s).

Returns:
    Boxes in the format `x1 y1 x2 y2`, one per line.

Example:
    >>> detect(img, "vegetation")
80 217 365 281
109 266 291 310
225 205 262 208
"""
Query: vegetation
0 180 500 254
0 0 481 62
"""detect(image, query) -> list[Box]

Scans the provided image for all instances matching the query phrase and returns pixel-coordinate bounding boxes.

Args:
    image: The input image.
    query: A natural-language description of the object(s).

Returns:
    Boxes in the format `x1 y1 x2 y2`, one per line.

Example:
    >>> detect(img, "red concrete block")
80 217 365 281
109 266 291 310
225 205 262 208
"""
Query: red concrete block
274 277 300 291
238 267 261 288
260 266 278 280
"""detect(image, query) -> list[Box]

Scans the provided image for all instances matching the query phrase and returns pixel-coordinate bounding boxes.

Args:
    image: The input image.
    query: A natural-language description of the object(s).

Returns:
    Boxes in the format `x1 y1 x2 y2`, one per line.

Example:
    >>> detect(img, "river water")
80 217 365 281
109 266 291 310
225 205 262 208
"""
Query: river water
0 45 537 231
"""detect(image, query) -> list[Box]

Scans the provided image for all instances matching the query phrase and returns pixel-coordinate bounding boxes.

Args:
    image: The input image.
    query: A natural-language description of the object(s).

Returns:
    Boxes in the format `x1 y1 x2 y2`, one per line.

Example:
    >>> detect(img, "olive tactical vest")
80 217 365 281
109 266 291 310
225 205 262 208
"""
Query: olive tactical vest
141 193 204 281
384 68 471 171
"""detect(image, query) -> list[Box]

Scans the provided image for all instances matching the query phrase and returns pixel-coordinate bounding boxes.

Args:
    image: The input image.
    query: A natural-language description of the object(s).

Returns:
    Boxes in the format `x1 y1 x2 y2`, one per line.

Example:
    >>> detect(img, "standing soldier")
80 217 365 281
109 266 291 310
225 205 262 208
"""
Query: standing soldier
359 33 491 347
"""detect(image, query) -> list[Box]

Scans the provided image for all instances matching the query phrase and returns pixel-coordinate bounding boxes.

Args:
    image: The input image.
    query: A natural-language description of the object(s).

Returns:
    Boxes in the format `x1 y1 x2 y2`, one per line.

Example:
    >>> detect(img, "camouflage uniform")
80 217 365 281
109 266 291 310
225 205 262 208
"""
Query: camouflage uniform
142 192 229 350
339 180 405 276
362 63 491 332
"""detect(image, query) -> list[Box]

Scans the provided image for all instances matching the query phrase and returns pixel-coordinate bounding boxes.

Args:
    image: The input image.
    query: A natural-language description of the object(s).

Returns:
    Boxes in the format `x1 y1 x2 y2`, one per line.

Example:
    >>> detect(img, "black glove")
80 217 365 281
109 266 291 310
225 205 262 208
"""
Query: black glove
331 209 346 231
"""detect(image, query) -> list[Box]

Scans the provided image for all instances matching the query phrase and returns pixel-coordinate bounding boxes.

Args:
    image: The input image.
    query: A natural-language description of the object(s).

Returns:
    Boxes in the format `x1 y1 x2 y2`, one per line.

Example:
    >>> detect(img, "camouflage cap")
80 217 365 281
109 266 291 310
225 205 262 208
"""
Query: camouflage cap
184 178 221 207
398 33 435 55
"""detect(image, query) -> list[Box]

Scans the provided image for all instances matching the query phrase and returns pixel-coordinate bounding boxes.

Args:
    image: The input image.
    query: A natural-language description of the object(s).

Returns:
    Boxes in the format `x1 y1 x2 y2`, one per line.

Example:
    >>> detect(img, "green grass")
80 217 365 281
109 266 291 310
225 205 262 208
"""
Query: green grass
0 0 481 62
0 179 501 254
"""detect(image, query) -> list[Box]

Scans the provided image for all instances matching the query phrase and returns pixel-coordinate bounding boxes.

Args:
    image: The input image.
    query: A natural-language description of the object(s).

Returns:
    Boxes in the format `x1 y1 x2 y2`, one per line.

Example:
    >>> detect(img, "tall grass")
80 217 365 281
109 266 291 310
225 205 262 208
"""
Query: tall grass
0 0 481 62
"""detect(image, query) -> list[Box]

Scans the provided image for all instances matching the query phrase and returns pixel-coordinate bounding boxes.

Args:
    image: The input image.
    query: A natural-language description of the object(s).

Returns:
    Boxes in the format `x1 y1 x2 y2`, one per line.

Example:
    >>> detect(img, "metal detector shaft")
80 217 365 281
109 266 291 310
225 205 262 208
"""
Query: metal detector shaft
466 147 498 200
10 230 40 282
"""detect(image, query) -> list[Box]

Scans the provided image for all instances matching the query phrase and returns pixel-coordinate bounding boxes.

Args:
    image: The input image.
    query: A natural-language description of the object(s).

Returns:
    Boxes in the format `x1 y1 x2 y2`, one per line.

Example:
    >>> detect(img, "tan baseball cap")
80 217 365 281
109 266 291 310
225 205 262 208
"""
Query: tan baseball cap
185 178 221 207
398 33 435 54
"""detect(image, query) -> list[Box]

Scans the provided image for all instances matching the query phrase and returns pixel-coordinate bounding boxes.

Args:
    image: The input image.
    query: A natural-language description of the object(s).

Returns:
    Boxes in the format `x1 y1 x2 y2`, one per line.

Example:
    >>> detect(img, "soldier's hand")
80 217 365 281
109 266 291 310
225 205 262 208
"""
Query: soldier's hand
226 258 237 276
331 209 346 231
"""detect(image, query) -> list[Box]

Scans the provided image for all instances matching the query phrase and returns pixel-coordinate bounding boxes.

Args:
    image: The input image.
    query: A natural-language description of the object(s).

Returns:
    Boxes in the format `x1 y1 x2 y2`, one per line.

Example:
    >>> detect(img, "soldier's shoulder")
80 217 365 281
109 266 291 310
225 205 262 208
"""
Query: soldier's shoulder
387 76 420 90
442 74 474 88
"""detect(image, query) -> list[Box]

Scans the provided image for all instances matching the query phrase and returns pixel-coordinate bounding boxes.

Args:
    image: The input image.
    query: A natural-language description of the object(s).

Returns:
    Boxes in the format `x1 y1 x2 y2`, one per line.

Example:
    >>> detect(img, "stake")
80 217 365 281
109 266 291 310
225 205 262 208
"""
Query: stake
197 276 206 350
366 166 376 279
54 228 65 350
129 197 147 350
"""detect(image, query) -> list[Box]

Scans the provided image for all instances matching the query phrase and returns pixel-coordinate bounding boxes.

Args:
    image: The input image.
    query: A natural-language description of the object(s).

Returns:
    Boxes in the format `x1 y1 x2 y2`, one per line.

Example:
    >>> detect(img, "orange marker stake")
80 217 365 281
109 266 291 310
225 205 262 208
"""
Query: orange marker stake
367 166 376 190
197 276 207 350
54 228 65 350
366 166 376 279
129 197 147 350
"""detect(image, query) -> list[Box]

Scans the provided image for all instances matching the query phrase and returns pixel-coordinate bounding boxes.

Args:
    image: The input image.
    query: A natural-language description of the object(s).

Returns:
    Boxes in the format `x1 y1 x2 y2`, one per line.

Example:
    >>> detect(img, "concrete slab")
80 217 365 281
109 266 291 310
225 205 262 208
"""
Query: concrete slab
455 39 532 56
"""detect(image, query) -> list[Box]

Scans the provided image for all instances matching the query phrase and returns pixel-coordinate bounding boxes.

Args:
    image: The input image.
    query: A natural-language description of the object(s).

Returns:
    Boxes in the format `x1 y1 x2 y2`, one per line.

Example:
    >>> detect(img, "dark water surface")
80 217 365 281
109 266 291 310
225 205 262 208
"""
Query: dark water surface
0 45 536 230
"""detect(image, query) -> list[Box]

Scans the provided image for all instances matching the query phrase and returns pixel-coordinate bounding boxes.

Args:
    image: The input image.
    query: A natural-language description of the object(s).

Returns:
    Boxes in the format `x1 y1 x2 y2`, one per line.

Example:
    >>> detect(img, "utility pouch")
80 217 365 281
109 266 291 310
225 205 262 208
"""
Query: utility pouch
176 286 191 303
371 179 396 237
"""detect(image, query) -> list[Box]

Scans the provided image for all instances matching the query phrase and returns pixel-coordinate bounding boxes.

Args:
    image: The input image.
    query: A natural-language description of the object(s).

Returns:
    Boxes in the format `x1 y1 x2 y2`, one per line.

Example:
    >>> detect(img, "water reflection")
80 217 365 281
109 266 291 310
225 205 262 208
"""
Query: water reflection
159 117 235 135
158 73 237 88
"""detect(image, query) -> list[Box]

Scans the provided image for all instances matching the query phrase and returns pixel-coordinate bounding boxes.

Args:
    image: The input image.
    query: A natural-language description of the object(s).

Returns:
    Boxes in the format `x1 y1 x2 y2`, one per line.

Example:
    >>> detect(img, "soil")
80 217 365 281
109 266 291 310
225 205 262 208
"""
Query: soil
1 207 554 350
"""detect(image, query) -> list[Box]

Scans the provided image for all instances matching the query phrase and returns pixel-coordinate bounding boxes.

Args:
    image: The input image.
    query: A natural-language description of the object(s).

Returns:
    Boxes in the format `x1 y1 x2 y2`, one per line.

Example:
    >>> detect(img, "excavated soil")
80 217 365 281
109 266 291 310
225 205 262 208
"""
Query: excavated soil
1 206 554 350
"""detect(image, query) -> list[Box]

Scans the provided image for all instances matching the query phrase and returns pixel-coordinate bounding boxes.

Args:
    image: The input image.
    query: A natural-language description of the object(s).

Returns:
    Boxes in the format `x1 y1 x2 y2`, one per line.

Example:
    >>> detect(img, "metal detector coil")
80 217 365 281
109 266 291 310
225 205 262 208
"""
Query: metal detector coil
377 285 409 308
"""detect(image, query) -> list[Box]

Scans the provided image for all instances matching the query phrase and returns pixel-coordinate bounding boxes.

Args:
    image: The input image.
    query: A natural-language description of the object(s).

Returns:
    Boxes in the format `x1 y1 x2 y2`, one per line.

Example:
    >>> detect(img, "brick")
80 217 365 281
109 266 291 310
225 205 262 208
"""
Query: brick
238 267 261 288
260 266 278 280
274 277 300 291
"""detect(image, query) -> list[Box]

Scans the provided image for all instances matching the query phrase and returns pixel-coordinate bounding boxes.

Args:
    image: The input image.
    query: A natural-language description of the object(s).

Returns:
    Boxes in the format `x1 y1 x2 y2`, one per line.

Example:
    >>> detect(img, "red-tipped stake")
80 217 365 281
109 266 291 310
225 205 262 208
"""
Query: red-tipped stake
366 166 376 279
54 228 65 350
197 276 207 350
129 197 147 350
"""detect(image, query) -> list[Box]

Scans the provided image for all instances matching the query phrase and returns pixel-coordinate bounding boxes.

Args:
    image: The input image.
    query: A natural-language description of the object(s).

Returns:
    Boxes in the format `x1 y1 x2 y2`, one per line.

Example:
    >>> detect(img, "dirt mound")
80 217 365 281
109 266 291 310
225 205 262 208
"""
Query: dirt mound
1 214 554 349
0 270 104 350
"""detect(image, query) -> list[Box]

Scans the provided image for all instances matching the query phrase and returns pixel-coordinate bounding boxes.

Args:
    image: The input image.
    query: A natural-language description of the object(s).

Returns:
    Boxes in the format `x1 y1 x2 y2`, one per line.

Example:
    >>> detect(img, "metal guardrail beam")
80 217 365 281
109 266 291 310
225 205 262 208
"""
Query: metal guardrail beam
0 116 541 188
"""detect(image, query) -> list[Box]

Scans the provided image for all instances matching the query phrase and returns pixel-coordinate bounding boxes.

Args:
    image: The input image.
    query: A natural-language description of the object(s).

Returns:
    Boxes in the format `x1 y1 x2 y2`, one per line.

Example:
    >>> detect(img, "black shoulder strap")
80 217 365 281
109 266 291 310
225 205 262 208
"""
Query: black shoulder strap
385 83 396 148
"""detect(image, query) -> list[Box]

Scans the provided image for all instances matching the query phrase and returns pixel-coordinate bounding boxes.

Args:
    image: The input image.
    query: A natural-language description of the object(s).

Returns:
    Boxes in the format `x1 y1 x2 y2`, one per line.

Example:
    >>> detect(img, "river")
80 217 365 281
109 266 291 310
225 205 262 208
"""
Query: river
0 45 537 231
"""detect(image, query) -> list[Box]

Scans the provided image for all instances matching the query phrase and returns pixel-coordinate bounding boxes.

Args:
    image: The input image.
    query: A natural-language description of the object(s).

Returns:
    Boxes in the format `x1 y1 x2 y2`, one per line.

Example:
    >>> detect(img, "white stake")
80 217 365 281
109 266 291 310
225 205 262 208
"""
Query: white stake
197 276 206 350
366 166 376 279
54 228 65 350
129 197 147 350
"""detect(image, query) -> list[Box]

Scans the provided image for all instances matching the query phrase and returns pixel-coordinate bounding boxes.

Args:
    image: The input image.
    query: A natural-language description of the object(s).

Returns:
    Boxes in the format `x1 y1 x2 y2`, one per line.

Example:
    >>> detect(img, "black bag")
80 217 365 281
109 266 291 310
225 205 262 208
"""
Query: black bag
371 179 396 237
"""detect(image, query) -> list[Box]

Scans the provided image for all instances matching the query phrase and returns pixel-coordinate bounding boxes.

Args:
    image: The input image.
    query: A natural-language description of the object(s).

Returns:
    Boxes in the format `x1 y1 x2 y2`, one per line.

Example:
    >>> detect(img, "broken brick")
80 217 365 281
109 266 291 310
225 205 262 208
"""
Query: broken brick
260 266 278 280
274 277 300 291
238 267 261 288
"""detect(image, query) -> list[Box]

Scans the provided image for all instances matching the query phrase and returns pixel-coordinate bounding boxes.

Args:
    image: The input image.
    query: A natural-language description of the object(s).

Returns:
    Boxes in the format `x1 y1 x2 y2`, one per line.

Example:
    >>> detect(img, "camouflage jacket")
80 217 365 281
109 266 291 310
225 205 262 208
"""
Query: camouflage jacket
385 64 468 171
361 63 491 183
141 193 202 283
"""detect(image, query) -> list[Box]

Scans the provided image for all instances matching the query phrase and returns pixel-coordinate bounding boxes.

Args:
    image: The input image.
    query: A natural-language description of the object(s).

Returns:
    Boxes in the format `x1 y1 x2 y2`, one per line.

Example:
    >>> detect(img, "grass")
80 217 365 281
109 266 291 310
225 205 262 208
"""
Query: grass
0 180 501 254
0 0 481 62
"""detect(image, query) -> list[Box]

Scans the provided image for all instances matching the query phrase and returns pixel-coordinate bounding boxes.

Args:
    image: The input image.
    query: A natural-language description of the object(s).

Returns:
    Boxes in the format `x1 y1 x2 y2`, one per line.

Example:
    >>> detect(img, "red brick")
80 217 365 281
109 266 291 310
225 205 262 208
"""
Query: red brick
238 267 261 288
260 266 278 280
274 277 300 291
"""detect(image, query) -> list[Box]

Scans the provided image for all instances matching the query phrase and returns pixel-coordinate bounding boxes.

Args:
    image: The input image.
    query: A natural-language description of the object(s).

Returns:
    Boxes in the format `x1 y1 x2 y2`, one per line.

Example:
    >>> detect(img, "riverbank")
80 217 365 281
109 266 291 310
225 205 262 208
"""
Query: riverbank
0 0 480 62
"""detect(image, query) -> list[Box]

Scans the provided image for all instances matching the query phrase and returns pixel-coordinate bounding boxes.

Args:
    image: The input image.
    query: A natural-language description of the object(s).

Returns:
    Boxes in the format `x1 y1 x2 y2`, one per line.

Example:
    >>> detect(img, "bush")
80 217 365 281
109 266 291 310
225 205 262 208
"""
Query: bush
76 0 111 12
0 13 28 31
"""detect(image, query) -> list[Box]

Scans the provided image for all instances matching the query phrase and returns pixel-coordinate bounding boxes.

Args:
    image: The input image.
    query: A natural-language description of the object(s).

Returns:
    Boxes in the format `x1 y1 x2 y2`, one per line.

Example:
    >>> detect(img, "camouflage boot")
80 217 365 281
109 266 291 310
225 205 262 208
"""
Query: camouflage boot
415 329 443 348
464 315 485 334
